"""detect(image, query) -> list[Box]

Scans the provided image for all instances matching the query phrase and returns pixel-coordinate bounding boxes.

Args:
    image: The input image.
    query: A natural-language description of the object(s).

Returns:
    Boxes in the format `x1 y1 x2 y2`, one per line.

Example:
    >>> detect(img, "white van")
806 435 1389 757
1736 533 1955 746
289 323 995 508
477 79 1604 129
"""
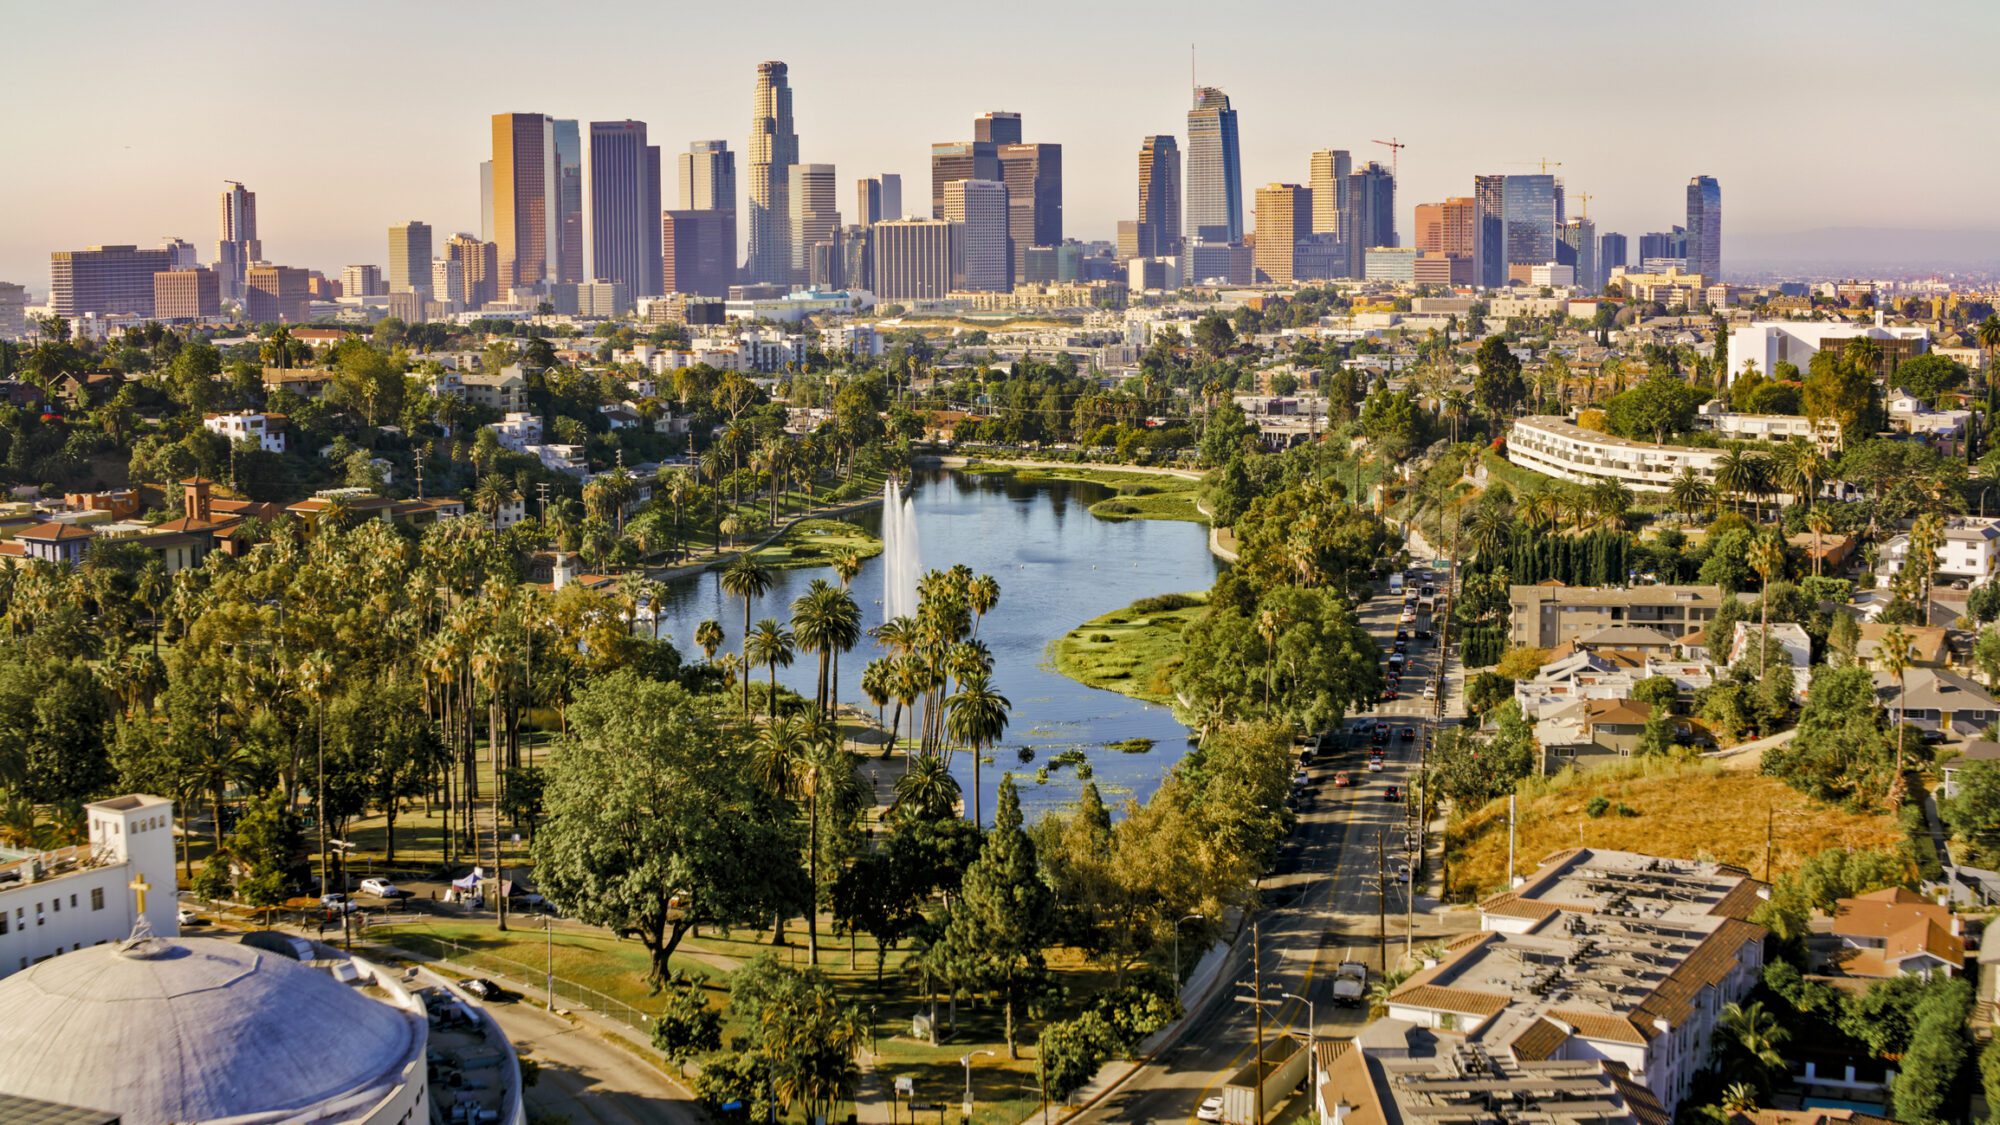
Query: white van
1388 573 1404 596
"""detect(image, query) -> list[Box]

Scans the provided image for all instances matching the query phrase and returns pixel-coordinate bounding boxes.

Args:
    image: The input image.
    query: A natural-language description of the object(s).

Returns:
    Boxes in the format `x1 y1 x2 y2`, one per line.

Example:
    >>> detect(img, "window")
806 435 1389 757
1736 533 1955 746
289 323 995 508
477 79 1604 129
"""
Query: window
51 897 57 913
0 914 8 935
68 894 76 908
90 888 103 911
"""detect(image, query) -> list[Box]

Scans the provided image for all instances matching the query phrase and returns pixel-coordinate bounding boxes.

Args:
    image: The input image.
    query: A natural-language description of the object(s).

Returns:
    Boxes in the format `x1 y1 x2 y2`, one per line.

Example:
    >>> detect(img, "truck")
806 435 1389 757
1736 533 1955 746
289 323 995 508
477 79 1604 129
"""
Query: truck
1387 572 1404 596
1221 1036 1308 1124
1332 961 1368 1007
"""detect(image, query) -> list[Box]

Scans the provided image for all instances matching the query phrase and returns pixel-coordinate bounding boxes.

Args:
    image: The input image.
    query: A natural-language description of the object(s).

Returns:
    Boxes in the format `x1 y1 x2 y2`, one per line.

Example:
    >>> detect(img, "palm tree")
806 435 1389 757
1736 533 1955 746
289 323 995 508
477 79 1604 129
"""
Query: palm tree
1747 533 1787 677
720 556 775 717
693 619 724 664
746 618 796 722
1805 510 1833 577
472 473 514 530
1713 448 1752 515
1977 314 2000 377
1667 467 1711 525
472 632 516 931
965 573 1001 637
945 671 1011 829
1881 624 1912 809
1713 1001 1789 1092
831 551 864 590
794 725 854 965
753 716 806 801
1466 505 1513 561
893 752 960 819
791 580 839 716
1366 968 1412 1020
296 651 335 905
860 658 893 732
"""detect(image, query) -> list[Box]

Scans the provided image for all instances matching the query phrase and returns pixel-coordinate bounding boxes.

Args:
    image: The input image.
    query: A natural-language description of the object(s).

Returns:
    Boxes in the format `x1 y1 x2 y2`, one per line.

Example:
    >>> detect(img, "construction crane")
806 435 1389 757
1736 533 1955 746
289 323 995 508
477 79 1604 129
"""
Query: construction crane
1371 137 1406 180
1504 158 1564 175
1573 191 1593 221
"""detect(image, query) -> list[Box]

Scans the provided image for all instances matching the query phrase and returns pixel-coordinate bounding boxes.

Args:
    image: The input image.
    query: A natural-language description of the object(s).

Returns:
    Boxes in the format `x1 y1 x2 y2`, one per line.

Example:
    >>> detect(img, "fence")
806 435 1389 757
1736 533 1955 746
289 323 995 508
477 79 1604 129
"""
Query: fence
363 922 660 1036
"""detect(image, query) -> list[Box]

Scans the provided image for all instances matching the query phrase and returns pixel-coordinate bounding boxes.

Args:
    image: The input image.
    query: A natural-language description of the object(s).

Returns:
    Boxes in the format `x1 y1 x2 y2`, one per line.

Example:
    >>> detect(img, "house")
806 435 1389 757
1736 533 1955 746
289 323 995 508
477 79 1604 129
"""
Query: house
462 367 530 413
1790 530 1858 573
1884 388 1970 442
1509 585 1725 649
260 366 336 399
143 478 278 570
1575 626 1679 658
202 411 286 453
1728 622 1812 698
1514 648 1714 721
487 412 543 453
1878 517 2000 588
1941 740 2000 799
1854 623 1950 670
1825 888 1966 981
1875 667 2000 740
598 404 641 430
5 521 97 567
1534 699 1655 771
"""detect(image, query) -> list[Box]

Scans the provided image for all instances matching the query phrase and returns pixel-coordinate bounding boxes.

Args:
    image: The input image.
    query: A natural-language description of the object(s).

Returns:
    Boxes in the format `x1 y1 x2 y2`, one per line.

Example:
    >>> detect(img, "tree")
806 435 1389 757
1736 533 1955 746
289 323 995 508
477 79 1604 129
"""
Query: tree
893 752 961 820
719 556 775 717
532 672 798 988
1604 374 1701 443
933 777 1054 1058
1747 532 1788 677
1881 624 1912 809
1943 758 2000 858
745 618 795 723
1712 1001 1789 1096
728 954 866 1124
1891 977 1973 1125
1802 346 1873 446
1472 336 1526 420
946 671 1010 829
1040 1011 1122 1102
650 974 723 1062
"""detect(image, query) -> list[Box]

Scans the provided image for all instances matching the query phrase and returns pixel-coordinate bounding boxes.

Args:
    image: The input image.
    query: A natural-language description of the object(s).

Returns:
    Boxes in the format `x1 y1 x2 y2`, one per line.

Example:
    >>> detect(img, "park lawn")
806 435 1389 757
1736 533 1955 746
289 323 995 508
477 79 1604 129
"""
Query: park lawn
746 518 883 570
1052 592 1206 706
1443 756 1905 902
961 462 1209 525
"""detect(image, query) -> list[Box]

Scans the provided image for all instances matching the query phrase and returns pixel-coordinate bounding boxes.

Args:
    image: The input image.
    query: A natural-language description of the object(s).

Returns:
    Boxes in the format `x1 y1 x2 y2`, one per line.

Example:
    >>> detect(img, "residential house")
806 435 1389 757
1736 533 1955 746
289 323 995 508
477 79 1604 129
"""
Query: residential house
1884 388 1970 443
1515 648 1713 721
1533 699 1655 772
260 366 336 399
1824 888 1966 982
487 412 543 453
1854 623 1949 671
2 522 96 567
1941 740 2000 799
462 367 530 414
1878 517 2000 588
1876 667 2000 740
1509 585 1725 649
202 411 286 453
1727 622 1812 698
1790 531 1858 574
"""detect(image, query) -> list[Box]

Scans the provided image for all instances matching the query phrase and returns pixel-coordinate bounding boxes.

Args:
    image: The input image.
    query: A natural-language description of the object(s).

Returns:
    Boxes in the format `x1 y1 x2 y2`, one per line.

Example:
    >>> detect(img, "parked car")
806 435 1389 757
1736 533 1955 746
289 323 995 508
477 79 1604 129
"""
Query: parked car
1198 1095 1225 1122
1422 683 1439 700
359 879 408 899
462 978 513 1002
1333 771 1353 788
176 907 199 926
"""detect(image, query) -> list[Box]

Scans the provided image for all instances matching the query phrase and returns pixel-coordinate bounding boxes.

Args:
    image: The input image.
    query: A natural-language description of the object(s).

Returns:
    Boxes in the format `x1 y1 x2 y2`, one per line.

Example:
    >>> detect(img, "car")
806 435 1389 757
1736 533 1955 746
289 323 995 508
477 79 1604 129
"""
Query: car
1416 628 1432 640
321 892 350 908
176 907 200 926
1395 628 1409 641
1384 785 1401 801
1367 758 1384 773
1199 1095 1225 1122
1382 687 1399 701
1920 729 1948 746
1333 961 1369 1007
1394 863 1413 884
1421 585 1436 598
359 878 408 899
1422 684 1439 700
1399 727 1416 742
462 978 513 1002
1333 771 1353 788
1293 771 1312 789
1372 726 1389 744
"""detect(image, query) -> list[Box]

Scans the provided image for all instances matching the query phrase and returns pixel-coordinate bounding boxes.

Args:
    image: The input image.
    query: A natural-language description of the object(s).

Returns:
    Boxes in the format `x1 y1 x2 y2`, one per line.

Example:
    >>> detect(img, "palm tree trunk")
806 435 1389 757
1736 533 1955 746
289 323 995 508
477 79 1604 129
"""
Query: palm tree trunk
741 601 753 718
492 699 507 931
808 788 820 966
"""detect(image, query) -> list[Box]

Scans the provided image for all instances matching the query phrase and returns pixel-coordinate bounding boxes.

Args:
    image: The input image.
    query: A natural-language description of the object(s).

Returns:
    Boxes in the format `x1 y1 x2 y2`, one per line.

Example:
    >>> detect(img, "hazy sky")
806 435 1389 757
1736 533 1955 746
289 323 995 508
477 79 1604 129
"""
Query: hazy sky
5 0 1996 293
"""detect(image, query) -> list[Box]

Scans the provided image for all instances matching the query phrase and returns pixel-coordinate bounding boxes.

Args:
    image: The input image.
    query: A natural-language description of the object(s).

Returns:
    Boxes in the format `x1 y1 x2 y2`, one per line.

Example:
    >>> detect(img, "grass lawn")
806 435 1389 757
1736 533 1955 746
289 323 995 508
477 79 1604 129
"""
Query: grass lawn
1051 592 1206 706
747 518 883 570
1444 756 1904 902
962 462 1209 525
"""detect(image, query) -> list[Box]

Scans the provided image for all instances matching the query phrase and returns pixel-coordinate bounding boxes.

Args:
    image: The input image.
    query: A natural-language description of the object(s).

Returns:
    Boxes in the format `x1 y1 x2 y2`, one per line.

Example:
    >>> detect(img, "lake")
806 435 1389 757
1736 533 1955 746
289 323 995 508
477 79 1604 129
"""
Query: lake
649 466 1224 821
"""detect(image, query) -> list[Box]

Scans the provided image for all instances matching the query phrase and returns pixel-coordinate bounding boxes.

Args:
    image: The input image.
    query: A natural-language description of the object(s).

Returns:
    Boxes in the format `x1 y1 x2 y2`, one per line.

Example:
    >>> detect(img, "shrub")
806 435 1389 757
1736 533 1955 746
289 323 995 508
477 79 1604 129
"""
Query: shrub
1585 796 1611 818
1131 592 1201 613
1616 803 1639 817
1090 633 1113 643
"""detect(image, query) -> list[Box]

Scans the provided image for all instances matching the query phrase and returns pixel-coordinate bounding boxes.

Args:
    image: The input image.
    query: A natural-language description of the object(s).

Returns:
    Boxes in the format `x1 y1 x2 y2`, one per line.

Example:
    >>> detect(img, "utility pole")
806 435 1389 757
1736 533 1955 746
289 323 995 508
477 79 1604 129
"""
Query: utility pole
1377 827 1389 972
1252 908 1267 1125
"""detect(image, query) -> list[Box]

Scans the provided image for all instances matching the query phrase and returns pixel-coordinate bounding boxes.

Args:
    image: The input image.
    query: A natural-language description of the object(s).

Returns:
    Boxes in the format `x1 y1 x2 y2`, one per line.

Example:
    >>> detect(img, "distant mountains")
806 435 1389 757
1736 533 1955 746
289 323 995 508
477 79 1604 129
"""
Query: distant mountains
1729 227 2000 274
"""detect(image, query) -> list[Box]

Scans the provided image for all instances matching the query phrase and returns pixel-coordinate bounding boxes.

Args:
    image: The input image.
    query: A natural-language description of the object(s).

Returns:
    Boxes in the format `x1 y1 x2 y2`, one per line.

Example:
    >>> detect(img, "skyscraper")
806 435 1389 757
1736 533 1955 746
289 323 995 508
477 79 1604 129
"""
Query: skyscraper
857 178 884 226
491 113 560 290
586 120 664 297
944 179 1009 292
1638 227 1687 266
790 164 841 279
679 140 737 210
432 258 466 306
1308 149 1351 237
554 119 583 285
1137 135 1182 259
244 264 310 323
341 264 384 298
215 181 260 301
975 112 1023 146
1501 174 1560 282
998 142 1061 283
1599 232 1628 273
50 244 174 318
444 235 498 308
872 219 958 300
879 174 902 223
930 140 998 219
662 211 736 298
387 221 433 294
1414 197 1476 257
1686 175 1721 280
479 162 493 243
1473 174 1505 289
1253 183 1310 285
1185 86 1243 243
1559 218 1598 292
1341 163 1396 278
746 61 799 285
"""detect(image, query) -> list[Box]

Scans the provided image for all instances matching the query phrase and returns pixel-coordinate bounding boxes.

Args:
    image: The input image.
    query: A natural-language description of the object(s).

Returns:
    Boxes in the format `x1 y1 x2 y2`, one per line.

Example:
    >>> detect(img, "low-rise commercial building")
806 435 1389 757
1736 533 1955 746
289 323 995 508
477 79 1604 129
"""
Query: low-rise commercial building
1509 583 1725 649
1725 319 1929 385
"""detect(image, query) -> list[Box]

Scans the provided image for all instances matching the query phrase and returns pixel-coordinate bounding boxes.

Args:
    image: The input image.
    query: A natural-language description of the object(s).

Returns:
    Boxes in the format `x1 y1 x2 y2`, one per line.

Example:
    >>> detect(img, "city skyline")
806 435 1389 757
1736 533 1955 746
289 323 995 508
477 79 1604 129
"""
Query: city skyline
4 0 1998 291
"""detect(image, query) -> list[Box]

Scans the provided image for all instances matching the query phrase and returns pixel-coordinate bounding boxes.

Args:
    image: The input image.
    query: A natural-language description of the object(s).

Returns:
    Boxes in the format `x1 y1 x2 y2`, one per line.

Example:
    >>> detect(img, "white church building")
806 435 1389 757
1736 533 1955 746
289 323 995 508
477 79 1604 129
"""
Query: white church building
0 794 179 977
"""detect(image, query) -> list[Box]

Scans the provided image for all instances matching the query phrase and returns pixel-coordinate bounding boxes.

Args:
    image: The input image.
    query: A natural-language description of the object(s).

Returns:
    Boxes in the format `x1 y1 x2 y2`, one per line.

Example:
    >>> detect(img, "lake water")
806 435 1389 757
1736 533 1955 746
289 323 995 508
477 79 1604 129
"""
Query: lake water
650 467 1224 821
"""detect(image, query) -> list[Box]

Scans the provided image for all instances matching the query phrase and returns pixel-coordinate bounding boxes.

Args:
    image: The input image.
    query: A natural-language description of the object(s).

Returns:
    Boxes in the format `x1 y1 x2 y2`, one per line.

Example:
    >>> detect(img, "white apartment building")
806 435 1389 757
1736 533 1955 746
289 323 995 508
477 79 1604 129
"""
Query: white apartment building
0 795 179 976
487 411 543 453
1725 319 1929 386
1692 402 1840 451
202 411 286 453
1529 263 1576 288
1879 517 2000 586
1507 416 1728 493
821 322 884 359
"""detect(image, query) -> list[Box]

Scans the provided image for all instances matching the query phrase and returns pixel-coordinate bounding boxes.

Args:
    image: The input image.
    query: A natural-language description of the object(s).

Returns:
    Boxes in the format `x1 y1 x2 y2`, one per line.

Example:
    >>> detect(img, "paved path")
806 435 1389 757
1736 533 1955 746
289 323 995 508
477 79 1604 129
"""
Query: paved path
486 999 706 1125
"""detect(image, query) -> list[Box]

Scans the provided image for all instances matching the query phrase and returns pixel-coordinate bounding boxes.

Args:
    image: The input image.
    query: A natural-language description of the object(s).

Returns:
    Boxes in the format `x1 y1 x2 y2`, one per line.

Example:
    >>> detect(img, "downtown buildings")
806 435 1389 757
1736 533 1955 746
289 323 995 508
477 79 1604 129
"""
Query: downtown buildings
746 61 799 285
1185 86 1243 244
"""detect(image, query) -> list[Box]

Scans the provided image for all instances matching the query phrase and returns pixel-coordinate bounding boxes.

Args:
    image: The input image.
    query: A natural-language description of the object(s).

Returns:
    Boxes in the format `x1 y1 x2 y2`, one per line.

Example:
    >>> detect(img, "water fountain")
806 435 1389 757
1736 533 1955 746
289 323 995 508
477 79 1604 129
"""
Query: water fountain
882 476 921 623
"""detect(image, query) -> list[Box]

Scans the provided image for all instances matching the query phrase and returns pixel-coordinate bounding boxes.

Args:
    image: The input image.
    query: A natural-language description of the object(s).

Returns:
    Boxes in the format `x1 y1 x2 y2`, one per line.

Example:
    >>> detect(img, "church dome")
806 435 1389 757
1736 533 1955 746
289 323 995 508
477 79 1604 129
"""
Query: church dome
0 934 423 1124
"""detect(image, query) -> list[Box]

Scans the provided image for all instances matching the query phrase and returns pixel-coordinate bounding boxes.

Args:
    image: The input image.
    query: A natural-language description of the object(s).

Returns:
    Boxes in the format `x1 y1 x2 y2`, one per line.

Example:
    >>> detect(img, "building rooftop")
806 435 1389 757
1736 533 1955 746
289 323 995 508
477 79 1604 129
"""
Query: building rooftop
1321 1020 1671 1125
1511 584 1723 608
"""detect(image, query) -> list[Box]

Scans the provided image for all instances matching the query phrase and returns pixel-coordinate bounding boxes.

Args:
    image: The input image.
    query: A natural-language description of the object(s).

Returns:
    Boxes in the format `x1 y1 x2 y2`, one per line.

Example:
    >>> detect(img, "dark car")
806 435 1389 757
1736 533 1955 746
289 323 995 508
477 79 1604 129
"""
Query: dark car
462 978 512 1002
1382 687 1399 701
1393 641 1408 655
1395 628 1409 641
1416 629 1432 640
1399 726 1416 742
1384 785 1402 801
1372 726 1390 744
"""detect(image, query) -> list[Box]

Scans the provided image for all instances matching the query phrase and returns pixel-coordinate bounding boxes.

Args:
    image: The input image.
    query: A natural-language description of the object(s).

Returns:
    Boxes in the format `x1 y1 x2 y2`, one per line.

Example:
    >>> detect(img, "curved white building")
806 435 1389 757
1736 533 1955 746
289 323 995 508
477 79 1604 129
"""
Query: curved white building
1506 415 1727 493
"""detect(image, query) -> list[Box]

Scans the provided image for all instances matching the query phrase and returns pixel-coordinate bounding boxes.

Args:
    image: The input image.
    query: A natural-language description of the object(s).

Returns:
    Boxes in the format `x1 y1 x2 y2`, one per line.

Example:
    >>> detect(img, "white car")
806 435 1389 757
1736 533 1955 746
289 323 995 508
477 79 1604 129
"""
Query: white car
1198 1095 1225 1122
1422 684 1439 700
176 907 198 926
1367 758 1384 773
359 878 406 898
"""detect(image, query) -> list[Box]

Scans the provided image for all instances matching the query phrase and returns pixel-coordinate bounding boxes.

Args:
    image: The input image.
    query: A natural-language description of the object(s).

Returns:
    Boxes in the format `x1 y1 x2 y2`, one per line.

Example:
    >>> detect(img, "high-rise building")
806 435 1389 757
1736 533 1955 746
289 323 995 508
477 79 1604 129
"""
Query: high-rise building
1559 218 1598 291
1116 221 1144 263
746 61 799 285
432 258 466 306
162 238 199 271
1137 135 1182 259
679 140 737 211
1414 197 1476 257
153 268 219 321
839 224 874 292
491 113 560 289
662 210 737 299
479 161 493 243
340 264 384 298
944 179 1009 292
857 178 884 226
50 244 173 318
387 221 433 294
1308 149 1351 237
244 264 310 323
1638 227 1686 265
1253 183 1310 285
553 119 583 285
1473 174 1506 289
872 219 957 300
974 111 1022 146
930 140 998 219
586 120 664 297
1686 175 1722 280
1501 174 1560 282
878 174 902 223
1185 86 1243 243
215 181 261 301
1341 163 1397 278
0 282 27 340
1023 242 1083 285
1599 232 1628 273
998 142 1060 284
445 235 499 309
790 163 841 279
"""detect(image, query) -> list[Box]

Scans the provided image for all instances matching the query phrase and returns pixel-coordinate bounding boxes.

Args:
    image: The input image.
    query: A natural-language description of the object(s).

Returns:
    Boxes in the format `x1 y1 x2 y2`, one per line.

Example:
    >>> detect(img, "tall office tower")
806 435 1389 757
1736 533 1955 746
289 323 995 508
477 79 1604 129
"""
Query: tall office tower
1473 174 1505 289
930 140 998 218
872 218 958 300
944 179 1009 292
432 258 467 306
1253 184 1310 285
1137 135 1182 258
1340 163 1397 278
1599 232 1628 273
215 181 261 301
838 225 874 292
747 61 799 285
1185 86 1243 242
1559 219 1598 291
1638 227 1686 264
387 221 434 294
479 161 493 242
998 142 1061 283
1501 174 1559 282
974 111 1022 146
879 174 902 223
1308 149 1351 236
1686 175 1722 280
445 234 499 308
162 238 199 270
341 264 384 297
790 163 841 279
1413 202 1443 253
50 244 173 317
679 140 737 210
553 119 583 284
586 120 665 296
857 178 884 225
662 210 737 298
244 264 310 323
1414 197 1476 256
153 268 219 321
0 282 23 341
491 113 560 289
1116 221 1144 263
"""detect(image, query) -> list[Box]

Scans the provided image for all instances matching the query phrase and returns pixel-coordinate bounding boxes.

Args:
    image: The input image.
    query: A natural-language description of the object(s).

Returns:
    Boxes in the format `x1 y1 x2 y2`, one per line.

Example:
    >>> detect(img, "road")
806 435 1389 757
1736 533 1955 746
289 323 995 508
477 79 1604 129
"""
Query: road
484 997 705 1125
1069 568 1471 1124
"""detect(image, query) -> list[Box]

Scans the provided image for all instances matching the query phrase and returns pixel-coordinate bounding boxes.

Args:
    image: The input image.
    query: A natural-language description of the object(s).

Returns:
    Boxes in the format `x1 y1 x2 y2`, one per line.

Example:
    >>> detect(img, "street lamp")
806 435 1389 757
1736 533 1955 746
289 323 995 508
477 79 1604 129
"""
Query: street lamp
1171 912 1205 988
960 1050 995 1119
1283 991 1316 1050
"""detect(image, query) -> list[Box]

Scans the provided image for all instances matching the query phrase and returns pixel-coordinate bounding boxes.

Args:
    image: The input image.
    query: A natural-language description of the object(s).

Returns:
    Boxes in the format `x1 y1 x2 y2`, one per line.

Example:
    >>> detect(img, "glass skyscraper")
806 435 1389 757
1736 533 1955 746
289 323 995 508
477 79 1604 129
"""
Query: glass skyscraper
1502 174 1560 277
1185 87 1242 243
1685 175 1721 279
1137 134 1181 259
747 61 799 285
